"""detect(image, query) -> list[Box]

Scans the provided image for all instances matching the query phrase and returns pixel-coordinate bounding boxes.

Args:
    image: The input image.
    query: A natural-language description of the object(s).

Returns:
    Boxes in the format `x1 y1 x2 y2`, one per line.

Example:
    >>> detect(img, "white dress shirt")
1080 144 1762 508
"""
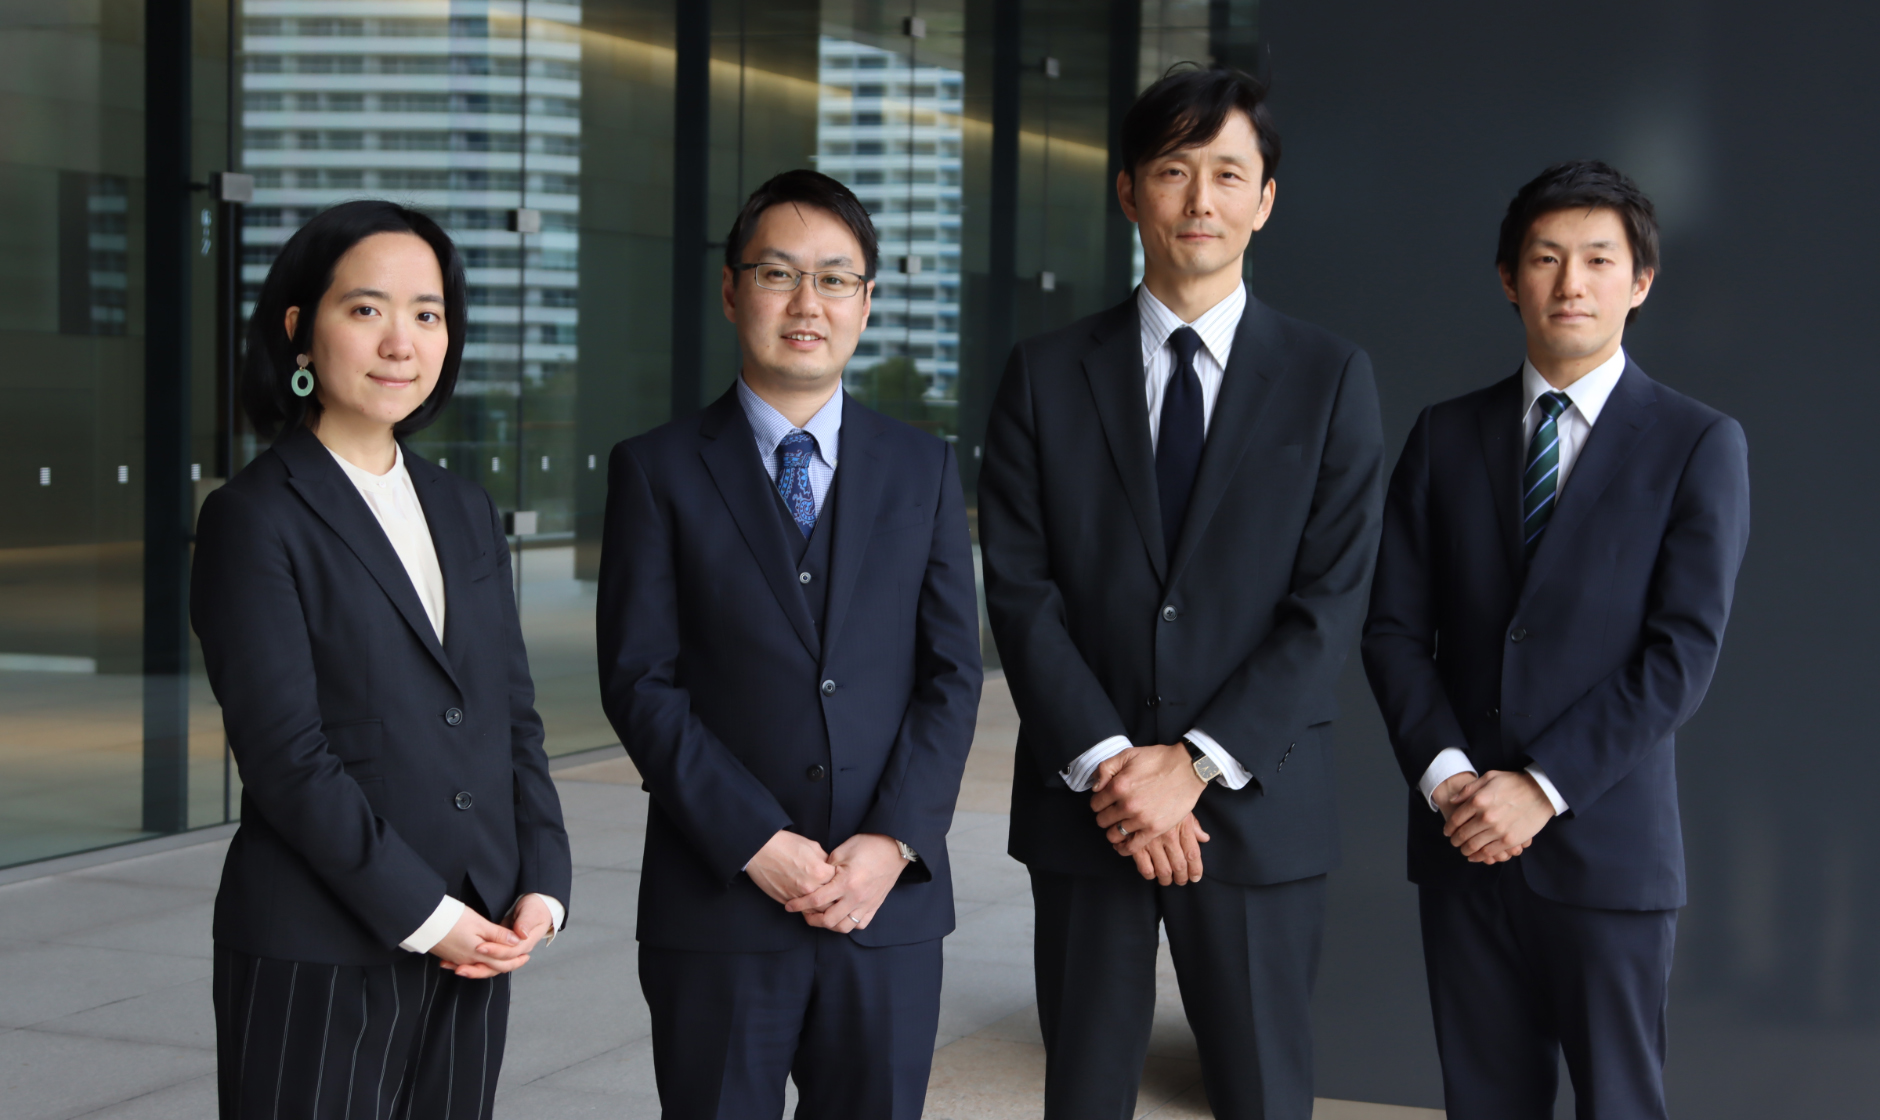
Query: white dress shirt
1413 347 1630 817
325 444 565 953
1059 283 1254 794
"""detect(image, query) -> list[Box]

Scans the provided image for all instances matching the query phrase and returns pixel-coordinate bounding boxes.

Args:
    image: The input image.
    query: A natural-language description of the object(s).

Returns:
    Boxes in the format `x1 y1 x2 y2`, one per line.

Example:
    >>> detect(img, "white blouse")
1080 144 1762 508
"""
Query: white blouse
326 443 446 643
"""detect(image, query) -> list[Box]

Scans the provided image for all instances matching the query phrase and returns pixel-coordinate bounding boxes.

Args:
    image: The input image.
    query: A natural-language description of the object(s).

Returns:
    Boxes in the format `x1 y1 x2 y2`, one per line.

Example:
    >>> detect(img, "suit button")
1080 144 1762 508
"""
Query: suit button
1488 707 1500 719
1161 606 1179 622
444 707 464 726
806 765 827 781
1509 628 1527 643
820 679 837 696
799 571 812 584
1145 696 1160 708
453 791 473 810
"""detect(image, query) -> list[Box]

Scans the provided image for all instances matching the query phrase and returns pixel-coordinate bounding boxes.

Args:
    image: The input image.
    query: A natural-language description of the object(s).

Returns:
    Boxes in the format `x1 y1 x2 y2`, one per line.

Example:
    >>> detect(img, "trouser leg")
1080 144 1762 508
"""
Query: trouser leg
790 934 944 1120
1507 874 1677 1120
640 943 813 1120
1418 878 1559 1120
1162 874 1326 1120
1028 867 1161 1120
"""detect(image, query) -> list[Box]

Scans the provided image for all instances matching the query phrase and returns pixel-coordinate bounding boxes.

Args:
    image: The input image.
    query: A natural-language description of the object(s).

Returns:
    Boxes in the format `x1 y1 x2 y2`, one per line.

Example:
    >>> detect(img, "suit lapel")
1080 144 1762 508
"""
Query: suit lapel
1517 362 1659 610
403 448 482 673
1165 296 1282 586
1081 300 1167 581
274 427 462 691
1476 372 1527 580
697 389 822 660
821 396 888 657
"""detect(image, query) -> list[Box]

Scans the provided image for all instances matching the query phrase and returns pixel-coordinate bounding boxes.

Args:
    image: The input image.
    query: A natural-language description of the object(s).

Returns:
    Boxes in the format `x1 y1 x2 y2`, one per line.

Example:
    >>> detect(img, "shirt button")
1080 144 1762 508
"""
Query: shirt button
1510 628 1528 643
799 571 813 584
1161 606 1179 622
820 679 837 696
806 764 827 781
1145 696 1161 708
453 791 474 810
444 707 464 726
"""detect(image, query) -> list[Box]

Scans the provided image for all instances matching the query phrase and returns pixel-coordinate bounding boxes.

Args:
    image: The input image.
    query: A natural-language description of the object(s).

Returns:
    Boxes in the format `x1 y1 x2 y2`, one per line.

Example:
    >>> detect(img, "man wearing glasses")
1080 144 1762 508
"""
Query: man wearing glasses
596 169 982 1118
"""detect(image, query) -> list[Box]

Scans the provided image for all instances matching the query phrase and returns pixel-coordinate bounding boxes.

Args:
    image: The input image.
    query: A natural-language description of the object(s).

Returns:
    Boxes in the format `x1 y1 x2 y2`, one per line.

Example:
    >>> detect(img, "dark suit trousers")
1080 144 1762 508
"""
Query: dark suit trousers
1029 868 1326 1120
640 934 943 1120
1420 869 1677 1120
213 944 508 1120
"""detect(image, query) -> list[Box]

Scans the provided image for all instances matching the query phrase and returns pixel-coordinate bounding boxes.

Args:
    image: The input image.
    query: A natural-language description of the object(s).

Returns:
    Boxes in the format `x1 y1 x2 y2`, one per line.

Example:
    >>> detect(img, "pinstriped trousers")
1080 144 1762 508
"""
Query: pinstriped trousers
213 944 510 1120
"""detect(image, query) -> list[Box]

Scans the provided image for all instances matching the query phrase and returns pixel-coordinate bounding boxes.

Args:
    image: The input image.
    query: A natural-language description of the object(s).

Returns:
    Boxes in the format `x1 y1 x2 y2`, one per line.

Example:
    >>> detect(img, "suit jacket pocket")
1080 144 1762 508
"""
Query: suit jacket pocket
465 550 497 581
871 505 929 537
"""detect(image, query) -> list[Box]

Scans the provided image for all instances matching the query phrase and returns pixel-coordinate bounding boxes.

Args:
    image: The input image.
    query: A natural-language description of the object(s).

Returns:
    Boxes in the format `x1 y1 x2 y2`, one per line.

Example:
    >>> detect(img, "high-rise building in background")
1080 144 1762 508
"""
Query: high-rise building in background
815 36 963 435
238 1 583 493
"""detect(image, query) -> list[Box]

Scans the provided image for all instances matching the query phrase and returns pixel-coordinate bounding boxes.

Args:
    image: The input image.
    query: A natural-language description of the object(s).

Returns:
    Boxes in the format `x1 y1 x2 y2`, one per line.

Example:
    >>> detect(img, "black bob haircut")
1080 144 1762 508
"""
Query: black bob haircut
1497 160 1660 323
1120 65 1281 183
241 199 467 439
724 169 880 280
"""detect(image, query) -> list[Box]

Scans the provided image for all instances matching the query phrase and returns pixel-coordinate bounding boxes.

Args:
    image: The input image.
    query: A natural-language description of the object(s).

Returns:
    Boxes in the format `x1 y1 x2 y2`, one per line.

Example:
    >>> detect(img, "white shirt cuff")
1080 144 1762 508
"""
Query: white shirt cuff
399 895 465 954
1525 765 1569 816
1061 735 1133 792
1182 729 1253 790
1417 748 1478 812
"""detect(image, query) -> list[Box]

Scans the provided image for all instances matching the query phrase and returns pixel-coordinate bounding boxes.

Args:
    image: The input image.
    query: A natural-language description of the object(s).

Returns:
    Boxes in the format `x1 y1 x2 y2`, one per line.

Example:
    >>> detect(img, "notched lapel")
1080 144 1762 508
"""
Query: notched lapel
1518 363 1659 608
1477 373 1527 579
697 392 823 659
1081 303 1166 581
1165 298 1281 584
275 429 462 691
821 398 888 655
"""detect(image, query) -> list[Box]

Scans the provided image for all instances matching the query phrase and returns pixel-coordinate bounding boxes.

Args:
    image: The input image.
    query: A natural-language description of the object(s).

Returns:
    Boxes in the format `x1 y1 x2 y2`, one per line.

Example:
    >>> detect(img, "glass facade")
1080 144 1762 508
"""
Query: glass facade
0 0 1258 869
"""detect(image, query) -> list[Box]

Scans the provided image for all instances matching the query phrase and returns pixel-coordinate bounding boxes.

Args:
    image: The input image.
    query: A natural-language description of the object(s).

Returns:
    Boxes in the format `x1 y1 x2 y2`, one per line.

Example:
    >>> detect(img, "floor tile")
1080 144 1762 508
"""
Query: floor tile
0 943 212 1029
0 1028 214 1120
33 975 216 1051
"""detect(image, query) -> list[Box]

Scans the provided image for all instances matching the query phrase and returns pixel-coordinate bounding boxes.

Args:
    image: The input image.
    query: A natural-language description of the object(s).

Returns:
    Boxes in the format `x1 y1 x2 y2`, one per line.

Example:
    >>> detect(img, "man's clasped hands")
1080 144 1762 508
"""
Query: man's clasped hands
746 829 913 934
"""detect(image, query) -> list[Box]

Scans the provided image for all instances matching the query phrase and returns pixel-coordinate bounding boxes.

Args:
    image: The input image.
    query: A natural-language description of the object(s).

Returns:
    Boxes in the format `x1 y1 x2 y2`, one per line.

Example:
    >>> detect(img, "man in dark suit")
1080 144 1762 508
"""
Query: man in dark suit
597 170 981 1119
980 68 1384 1120
1362 161 1751 1120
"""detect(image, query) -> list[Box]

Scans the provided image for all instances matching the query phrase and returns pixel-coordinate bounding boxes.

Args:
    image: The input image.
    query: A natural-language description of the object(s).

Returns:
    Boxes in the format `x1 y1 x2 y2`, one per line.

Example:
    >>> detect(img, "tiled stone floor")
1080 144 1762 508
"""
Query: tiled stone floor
0 676 1439 1118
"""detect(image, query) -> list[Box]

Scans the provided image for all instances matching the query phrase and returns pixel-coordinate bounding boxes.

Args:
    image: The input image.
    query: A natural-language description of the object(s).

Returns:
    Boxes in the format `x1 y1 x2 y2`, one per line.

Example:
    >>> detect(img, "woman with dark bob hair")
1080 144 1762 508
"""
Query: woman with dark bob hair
191 200 571 1119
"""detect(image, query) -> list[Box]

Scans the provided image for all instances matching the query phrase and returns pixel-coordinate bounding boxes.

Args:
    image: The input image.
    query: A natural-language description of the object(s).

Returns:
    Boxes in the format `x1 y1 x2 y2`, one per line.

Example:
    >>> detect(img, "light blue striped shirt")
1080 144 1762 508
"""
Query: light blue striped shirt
736 376 842 520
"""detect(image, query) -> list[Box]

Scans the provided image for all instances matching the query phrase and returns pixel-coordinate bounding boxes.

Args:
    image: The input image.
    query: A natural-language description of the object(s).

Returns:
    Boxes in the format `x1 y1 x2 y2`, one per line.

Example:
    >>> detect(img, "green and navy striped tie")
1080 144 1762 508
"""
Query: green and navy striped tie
1522 391 1572 558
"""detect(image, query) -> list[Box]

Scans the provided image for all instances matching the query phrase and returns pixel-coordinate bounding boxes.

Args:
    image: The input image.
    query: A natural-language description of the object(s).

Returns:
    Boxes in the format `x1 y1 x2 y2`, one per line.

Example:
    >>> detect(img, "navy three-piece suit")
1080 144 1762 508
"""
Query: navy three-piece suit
597 386 982 1118
1364 358 1750 1119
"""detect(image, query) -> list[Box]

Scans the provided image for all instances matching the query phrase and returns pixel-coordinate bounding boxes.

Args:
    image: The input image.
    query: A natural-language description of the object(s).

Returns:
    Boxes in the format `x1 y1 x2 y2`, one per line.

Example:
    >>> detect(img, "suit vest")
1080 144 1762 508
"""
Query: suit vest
773 469 837 635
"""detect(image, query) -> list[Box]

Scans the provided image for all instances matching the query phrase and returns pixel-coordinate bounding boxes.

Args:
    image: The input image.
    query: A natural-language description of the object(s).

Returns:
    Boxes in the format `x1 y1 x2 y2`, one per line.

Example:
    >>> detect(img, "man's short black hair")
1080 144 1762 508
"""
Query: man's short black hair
1120 65 1281 183
725 169 879 280
1497 160 1660 322
241 199 466 439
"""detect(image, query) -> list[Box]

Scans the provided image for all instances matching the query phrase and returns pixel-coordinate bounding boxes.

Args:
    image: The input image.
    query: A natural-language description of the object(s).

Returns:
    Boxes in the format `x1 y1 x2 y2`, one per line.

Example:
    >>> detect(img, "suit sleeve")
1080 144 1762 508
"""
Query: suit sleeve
484 490 573 917
1522 416 1751 811
1191 347 1387 784
1362 406 1475 786
854 441 984 880
596 441 795 885
979 342 1136 783
190 486 446 947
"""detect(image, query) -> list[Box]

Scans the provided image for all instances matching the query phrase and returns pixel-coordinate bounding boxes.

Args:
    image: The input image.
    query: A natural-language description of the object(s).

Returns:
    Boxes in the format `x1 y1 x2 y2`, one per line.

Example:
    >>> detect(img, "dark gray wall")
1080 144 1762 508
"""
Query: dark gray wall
1252 2 1880 1115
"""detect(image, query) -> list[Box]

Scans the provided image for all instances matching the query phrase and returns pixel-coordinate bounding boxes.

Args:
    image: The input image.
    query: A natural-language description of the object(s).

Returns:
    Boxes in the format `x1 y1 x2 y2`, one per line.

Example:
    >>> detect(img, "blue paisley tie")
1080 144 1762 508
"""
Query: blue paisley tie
777 430 816 538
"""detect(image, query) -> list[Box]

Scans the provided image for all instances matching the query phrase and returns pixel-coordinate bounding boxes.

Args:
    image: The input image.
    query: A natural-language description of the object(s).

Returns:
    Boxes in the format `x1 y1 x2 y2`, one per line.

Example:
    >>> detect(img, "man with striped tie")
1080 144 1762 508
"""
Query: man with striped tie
1362 161 1751 1120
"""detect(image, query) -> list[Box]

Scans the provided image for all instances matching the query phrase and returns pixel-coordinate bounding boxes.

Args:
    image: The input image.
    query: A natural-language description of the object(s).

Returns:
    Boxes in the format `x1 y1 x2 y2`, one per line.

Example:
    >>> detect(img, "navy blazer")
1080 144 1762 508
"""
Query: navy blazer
981 294 1385 885
191 426 572 965
596 387 982 953
1363 361 1750 911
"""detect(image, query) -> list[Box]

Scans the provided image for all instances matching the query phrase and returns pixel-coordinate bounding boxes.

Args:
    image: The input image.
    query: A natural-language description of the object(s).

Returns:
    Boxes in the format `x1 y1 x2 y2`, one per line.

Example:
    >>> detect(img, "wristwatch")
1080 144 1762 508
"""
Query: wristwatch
1183 737 1223 785
896 840 920 863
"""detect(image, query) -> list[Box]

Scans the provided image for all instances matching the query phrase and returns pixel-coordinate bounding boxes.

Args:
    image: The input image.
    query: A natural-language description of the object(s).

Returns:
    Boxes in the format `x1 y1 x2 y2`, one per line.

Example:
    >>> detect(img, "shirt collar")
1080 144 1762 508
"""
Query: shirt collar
326 441 409 492
1522 347 1628 427
736 375 843 469
1137 281 1246 370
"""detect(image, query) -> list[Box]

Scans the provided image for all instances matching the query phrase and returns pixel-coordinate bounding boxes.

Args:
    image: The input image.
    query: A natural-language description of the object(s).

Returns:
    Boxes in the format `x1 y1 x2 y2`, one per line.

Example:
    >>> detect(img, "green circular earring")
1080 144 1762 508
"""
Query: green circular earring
291 355 315 398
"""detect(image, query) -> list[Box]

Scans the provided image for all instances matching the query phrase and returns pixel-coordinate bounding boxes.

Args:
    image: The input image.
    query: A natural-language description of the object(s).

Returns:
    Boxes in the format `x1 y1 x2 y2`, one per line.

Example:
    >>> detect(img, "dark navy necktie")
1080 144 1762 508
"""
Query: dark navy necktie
776 430 816 538
1522 391 1571 558
1156 326 1206 558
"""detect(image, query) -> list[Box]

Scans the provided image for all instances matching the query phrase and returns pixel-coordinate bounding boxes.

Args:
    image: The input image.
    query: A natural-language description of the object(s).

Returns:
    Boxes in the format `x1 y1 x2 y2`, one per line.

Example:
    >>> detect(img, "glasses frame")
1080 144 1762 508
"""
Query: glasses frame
733 261 876 298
